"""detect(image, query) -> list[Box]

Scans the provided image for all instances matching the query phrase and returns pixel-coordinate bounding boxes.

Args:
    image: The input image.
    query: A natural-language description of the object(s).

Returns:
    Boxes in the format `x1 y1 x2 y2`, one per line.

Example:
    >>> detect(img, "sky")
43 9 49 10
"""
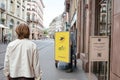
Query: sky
43 0 65 28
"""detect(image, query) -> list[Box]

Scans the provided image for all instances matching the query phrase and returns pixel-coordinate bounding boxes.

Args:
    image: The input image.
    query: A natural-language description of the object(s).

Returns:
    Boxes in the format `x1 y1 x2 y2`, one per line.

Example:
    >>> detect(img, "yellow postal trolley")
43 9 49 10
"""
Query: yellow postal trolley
54 31 77 69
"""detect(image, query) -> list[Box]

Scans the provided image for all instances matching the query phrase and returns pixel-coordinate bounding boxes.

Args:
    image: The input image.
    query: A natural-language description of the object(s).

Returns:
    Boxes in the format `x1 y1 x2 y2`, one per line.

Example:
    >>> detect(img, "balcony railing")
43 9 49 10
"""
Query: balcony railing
27 18 38 24
32 19 38 23
27 8 31 10
17 0 21 5
27 17 31 22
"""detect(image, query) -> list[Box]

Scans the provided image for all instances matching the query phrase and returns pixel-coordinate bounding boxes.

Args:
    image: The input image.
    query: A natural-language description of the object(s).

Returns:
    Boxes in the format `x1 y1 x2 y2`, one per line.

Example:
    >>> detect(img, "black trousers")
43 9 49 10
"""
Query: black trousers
68 47 74 69
9 77 34 80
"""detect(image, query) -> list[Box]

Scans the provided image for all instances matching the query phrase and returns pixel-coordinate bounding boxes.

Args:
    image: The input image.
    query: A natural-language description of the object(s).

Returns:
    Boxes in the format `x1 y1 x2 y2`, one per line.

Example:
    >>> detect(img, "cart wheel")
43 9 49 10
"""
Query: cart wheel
55 60 58 68
55 62 58 68
74 59 77 68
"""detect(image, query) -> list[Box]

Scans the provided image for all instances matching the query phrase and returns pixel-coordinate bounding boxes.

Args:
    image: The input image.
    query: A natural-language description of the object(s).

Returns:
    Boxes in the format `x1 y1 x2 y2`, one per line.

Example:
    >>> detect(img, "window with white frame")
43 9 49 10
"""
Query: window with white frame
10 0 14 13
16 5 20 17
22 9 25 19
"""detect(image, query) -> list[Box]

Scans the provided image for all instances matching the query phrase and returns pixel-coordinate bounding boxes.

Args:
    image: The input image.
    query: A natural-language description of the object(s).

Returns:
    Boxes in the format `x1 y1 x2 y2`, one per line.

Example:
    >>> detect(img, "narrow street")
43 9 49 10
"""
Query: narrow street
33 39 88 80
0 39 88 80
0 0 120 79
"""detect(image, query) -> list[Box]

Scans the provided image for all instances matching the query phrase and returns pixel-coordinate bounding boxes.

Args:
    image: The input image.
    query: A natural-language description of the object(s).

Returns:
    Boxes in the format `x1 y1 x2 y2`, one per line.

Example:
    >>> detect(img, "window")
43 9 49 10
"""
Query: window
95 0 108 36
10 0 14 13
27 0 31 2
1 12 5 24
32 13 35 21
9 19 14 29
27 5 31 10
102 5 106 13
33 24 35 28
102 14 106 23
23 0 25 5
17 21 20 25
27 13 30 21
17 0 21 4
22 9 24 19
32 8 35 11
16 5 20 17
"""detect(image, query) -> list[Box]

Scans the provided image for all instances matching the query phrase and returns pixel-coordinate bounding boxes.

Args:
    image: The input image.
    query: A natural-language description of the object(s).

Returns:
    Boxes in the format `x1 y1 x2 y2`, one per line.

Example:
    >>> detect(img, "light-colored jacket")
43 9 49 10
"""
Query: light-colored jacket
3 39 41 80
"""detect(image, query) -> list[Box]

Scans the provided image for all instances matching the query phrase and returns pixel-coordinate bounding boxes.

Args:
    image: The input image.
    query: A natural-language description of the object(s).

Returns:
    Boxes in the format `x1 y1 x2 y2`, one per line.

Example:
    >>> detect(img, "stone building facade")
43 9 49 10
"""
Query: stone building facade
64 0 120 80
27 0 44 40
0 0 27 42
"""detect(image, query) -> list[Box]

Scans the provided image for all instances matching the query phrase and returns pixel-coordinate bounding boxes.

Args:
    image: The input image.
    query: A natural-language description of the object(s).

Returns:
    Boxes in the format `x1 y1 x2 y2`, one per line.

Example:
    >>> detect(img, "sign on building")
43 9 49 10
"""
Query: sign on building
89 36 109 61
55 32 70 63
89 36 109 80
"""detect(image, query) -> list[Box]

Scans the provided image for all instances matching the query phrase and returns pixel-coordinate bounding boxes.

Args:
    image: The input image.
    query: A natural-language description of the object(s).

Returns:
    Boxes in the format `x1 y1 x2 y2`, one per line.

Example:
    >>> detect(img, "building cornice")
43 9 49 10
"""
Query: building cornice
7 13 26 23
40 0 45 8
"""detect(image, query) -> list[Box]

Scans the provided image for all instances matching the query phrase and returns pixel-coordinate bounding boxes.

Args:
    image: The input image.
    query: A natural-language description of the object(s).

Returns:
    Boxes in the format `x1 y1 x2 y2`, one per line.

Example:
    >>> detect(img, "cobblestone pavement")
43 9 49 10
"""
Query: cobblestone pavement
0 43 8 80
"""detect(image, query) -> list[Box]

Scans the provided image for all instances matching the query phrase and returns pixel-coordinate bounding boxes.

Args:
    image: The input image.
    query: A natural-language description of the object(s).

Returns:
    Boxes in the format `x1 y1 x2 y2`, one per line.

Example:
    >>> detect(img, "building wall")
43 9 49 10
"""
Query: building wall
5 0 27 41
79 0 84 54
76 0 81 58
70 0 77 22
80 0 92 72
0 0 7 42
27 0 44 40
69 0 77 56
65 0 120 80
48 15 64 38
0 29 1 42
110 0 120 80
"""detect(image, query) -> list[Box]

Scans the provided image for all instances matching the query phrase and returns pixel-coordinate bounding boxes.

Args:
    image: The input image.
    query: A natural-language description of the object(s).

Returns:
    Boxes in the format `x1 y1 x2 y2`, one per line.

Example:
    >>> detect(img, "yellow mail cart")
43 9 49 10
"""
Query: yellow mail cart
55 31 77 69
55 31 70 63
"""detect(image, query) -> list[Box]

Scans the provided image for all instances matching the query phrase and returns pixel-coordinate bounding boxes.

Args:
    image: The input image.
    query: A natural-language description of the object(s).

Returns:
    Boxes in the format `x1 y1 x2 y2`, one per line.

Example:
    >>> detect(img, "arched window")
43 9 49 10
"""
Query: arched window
9 19 14 29
27 13 30 21
10 0 14 13
17 21 20 25
102 14 106 23
102 5 106 13
22 9 25 19
32 13 35 21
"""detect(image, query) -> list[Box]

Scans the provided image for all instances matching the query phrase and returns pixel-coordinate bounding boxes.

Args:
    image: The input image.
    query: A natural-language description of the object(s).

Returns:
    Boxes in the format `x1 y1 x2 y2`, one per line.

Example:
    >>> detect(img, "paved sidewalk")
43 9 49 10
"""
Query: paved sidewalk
76 59 88 80
0 43 8 80
0 43 8 53
0 43 8 69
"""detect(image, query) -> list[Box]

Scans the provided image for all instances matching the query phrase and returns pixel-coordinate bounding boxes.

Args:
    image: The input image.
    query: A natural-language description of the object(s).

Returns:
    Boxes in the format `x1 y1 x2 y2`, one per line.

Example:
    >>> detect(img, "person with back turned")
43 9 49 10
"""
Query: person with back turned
3 23 42 80
66 30 77 72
